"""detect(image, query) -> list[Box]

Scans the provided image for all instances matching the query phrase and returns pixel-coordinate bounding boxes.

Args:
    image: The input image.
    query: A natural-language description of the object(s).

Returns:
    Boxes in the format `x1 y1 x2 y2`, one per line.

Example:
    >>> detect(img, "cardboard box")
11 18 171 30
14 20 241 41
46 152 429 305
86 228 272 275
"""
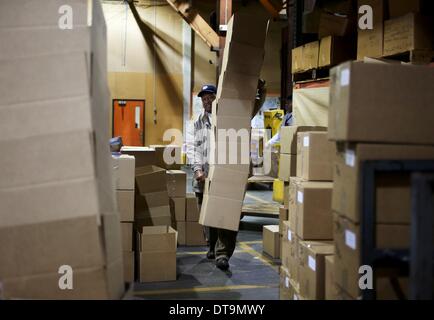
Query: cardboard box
357 0 385 60
205 166 248 201
149 145 182 170
333 212 410 299
333 143 434 224
388 0 425 18
281 221 300 283
325 255 340 300
288 177 302 228
291 46 304 73
318 12 355 38
121 146 156 168
296 132 335 181
186 194 200 222
279 205 288 235
293 87 330 127
221 41 265 76
329 61 434 144
302 41 319 71
278 154 296 181
170 197 186 222
298 241 334 300
319 36 356 67
279 267 293 300
213 98 254 119
217 71 259 100
263 225 280 259
383 13 433 57
225 12 269 48
135 166 167 195
283 182 290 209
176 221 186 245
166 170 186 198
123 251 134 283
116 190 134 222
185 222 207 246
121 222 133 252
280 126 327 155
139 226 177 282
199 194 242 231
294 181 334 240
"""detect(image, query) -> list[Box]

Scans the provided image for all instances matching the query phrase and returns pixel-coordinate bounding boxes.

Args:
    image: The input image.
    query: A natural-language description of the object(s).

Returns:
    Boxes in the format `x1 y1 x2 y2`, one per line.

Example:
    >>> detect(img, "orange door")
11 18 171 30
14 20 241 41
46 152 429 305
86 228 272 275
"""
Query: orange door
113 99 145 146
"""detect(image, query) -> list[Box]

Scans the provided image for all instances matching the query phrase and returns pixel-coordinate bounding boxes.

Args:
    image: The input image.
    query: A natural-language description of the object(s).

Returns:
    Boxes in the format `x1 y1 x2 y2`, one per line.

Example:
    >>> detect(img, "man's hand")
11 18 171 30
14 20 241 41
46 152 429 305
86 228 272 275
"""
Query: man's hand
195 170 206 182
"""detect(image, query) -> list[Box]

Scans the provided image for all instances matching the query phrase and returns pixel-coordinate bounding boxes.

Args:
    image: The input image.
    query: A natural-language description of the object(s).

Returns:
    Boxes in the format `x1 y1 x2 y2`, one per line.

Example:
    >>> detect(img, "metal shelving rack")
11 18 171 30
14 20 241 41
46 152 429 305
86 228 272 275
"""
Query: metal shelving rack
360 160 434 300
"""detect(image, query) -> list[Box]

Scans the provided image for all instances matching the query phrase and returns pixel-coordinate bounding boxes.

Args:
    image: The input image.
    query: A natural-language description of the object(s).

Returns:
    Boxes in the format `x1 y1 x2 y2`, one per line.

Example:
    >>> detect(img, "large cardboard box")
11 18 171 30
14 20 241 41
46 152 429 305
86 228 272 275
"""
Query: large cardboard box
186 194 200 222
333 212 410 299
329 61 434 144
123 251 134 283
292 46 304 73
357 0 385 60
121 146 156 168
319 36 356 68
298 241 334 300
263 225 280 259
302 41 320 71
294 181 333 240
217 71 259 100
199 194 242 231
176 221 186 245
112 155 135 190
383 13 433 57
279 267 293 300
325 255 340 300
225 12 269 48
205 166 248 201
278 154 296 181
281 221 300 283
149 145 182 170
333 143 434 224
116 190 134 222
283 183 290 209
139 226 177 282
121 222 133 252
213 98 254 119
185 222 207 246
296 132 335 181
135 166 167 195
166 170 186 198
170 197 186 222
280 126 327 155
221 41 265 76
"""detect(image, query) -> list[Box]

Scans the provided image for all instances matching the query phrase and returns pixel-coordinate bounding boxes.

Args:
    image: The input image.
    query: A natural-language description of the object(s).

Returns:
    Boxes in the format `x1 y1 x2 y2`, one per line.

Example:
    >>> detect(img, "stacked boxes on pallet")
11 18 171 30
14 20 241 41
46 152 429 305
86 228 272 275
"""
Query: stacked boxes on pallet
328 60 434 299
199 13 269 232
0 0 125 299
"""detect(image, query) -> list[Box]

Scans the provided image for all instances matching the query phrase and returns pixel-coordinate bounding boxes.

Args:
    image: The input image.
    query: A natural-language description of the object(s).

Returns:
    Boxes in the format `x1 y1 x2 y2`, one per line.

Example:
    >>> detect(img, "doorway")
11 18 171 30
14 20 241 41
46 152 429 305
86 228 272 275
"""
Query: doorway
112 99 145 146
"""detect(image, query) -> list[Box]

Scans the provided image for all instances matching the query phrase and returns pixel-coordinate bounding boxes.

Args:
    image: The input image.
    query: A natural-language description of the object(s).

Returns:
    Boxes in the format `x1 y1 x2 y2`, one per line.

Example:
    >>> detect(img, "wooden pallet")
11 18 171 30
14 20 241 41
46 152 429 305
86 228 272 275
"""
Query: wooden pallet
242 202 279 217
382 49 434 64
247 175 275 184
292 67 330 84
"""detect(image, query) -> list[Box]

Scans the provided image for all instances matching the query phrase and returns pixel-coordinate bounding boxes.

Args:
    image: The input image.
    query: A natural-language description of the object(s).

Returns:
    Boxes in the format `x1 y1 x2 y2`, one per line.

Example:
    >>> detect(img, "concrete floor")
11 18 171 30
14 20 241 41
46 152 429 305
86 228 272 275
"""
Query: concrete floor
132 167 280 300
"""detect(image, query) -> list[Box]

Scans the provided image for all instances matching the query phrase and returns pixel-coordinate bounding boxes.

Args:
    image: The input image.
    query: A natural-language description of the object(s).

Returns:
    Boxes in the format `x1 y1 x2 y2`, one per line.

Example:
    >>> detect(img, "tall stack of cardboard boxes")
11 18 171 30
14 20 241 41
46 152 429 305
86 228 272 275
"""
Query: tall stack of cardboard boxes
199 13 269 232
0 0 125 299
327 60 434 299
112 154 135 283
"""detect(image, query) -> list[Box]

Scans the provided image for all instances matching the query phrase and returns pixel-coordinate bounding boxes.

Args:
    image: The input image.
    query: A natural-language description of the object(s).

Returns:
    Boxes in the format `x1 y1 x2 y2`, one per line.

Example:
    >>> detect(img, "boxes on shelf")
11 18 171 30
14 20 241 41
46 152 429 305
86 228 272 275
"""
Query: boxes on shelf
357 0 385 60
388 0 427 19
325 255 340 300
281 221 300 284
138 226 177 282
329 61 434 145
319 36 356 68
279 205 288 236
279 267 294 300
318 12 355 38
263 225 280 259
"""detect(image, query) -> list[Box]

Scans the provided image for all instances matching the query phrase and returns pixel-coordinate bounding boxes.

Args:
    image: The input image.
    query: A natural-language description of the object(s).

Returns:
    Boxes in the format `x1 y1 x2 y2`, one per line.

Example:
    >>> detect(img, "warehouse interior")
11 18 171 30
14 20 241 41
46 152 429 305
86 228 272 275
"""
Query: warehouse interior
1 0 434 301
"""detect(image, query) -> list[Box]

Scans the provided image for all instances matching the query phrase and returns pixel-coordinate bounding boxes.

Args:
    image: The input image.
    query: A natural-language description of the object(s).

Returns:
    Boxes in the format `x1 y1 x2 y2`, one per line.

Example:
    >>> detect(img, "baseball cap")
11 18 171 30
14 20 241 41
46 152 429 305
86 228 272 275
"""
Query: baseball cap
198 84 217 97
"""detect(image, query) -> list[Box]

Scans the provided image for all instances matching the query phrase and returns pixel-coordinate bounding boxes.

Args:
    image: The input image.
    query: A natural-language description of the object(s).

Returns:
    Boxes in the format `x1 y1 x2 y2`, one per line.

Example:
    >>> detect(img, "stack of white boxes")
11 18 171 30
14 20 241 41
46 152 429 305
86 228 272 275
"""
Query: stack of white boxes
199 13 269 232
0 0 124 299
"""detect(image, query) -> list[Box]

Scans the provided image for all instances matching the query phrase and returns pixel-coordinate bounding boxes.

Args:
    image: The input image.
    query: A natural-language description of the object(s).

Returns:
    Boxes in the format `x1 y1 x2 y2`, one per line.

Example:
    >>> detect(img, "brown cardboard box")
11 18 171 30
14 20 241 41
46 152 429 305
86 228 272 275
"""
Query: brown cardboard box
283 183 290 209
282 221 300 283
225 12 269 48
263 225 280 259
205 166 248 201
186 194 200 222
170 197 186 222
295 181 333 240
328 61 434 144
279 205 288 235
139 226 177 282
299 241 334 300
319 36 356 68
279 267 293 300
116 190 134 222
388 0 424 18
383 13 433 57
357 0 385 60
123 251 134 283
318 12 355 38
278 154 296 181
302 41 320 71
221 41 265 76
280 126 327 155
217 71 259 100
121 146 156 168
166 170 186 198
112 155 135 190
121 222 133 252
149 145 182 170
296 132 335 181
333 212 410 299
199 194 242 231
213 98 254 119
325 255 340 300
332 143 434 223
292 46 304 73
288 177 302 228
135 166 167 195
185 222 207 246
176 221 186 245
135 192 172 226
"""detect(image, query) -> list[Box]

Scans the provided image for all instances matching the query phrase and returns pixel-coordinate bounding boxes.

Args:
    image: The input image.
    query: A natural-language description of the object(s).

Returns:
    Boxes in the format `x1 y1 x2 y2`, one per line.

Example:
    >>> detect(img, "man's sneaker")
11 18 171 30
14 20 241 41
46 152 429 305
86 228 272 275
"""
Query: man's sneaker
206 250 215 260
216 257 229 271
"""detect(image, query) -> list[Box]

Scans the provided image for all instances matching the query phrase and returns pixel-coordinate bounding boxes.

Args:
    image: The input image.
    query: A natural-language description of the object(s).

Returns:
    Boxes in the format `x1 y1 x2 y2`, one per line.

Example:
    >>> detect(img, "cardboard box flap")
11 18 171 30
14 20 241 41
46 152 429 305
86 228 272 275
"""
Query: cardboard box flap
140 225 177 253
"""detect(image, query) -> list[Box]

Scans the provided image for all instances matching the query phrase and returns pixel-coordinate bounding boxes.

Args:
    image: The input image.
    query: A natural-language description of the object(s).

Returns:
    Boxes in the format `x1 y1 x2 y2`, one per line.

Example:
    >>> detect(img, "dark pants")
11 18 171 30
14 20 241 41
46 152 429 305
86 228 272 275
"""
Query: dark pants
195 192 238 260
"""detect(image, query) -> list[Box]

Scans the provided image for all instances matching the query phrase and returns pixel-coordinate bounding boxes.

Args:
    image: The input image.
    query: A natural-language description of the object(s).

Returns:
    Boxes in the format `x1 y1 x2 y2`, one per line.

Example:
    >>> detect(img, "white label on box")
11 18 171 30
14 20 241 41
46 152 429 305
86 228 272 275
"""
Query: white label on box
303 136 310 147
297 191 304 204
287 230 292 242
308 256 316 271
340 68 350 87
285 276 289 288
345 230 357 250
345 150 356 167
